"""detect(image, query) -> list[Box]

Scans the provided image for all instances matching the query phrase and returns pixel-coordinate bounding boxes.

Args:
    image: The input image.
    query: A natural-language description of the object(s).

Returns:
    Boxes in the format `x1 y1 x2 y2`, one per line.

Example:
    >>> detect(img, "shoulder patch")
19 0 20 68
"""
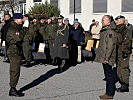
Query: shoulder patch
16 32 20 36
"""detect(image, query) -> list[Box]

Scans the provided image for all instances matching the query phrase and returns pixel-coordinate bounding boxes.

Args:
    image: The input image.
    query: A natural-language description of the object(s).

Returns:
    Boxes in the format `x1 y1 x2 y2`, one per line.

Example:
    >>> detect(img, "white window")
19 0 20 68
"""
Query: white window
93 0 107 13
122 0 133 12
70 0 81 13
50 0 58 7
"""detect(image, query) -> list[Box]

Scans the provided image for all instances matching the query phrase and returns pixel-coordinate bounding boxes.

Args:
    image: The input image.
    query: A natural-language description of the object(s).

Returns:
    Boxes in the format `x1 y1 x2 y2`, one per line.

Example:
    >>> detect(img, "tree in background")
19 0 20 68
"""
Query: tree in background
28 1 60 18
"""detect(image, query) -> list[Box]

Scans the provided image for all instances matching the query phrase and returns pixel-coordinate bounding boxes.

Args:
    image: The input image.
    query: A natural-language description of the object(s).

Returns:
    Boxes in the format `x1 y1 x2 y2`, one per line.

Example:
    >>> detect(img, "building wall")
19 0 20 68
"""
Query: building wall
25 0 133 30
59 0 133 30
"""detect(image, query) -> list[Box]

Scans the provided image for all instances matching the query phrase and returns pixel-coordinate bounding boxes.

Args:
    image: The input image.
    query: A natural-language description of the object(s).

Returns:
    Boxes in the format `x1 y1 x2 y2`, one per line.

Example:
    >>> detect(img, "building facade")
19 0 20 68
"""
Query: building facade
22 0 133 30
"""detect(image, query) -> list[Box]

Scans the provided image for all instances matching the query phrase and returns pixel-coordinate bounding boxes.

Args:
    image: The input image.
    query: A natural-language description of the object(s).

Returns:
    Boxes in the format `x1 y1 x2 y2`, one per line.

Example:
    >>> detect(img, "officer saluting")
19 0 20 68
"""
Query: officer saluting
6 13 29 97
115 15 132 92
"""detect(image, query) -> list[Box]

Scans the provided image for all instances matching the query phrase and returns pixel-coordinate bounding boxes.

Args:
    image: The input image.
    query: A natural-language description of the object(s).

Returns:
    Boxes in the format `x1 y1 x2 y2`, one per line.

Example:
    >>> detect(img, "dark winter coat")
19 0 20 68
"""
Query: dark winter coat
70 27 84 45
53 23 69 59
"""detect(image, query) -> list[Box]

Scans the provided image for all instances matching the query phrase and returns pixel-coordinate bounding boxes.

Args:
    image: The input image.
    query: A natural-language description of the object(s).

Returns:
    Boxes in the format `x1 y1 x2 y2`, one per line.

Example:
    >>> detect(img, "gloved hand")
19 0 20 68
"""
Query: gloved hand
122 52 128 59
23 20 29 28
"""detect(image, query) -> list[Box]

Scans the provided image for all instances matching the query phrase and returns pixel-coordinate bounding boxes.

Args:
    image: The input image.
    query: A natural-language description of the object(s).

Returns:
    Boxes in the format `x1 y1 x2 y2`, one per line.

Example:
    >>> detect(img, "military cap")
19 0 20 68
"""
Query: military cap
24 14 29 18
64 18 69 21
92 19 95 22
115 15 125 20
58 15 64 19
32 16 36 19
50 13 55 17
39 17 46 20
13 13 23 19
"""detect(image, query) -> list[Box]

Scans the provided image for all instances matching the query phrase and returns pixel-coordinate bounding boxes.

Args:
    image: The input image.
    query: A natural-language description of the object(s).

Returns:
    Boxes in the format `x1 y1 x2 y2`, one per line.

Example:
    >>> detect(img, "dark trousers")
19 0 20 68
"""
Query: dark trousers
93 39 99 48
70 40 78 65
103 64 118 96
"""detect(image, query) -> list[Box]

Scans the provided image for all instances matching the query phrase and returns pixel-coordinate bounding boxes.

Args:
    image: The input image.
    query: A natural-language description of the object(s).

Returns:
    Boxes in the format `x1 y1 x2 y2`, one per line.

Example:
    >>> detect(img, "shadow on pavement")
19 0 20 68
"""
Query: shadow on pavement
19 65 70 92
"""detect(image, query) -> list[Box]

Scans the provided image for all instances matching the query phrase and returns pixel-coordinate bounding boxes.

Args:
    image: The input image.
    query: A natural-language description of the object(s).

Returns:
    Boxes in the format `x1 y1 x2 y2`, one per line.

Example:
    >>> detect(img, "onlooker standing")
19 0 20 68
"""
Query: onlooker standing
53 15 69 72
91 21 101 48
70 20 84 66
1 14 11 46
64 18 72 31
95 15 118 99
89 19 96 34
115 16 132 92
1 14 12 62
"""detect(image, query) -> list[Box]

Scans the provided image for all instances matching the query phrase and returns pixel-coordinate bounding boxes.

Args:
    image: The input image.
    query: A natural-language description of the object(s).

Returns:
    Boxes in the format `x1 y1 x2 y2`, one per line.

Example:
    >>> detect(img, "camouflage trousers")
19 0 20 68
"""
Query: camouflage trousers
22 42 32 62
117 55 130 84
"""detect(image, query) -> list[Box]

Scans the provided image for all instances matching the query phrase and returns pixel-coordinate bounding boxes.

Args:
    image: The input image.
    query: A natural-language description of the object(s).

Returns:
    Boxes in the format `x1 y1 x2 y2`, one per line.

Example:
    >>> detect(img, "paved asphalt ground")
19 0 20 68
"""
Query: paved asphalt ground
0 56 133 100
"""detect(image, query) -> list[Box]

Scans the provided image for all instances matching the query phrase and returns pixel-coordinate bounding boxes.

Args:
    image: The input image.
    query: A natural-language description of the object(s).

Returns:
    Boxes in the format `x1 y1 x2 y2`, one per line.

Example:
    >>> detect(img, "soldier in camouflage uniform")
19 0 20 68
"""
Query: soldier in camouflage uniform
39 17 57 63
22 14 34 67
6 13 29 97
34 17 47 52
115 16 132 92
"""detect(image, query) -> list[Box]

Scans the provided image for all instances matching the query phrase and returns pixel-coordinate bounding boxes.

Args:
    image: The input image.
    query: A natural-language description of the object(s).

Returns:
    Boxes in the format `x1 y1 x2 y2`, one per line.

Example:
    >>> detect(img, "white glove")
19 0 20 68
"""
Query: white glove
23 20 29 28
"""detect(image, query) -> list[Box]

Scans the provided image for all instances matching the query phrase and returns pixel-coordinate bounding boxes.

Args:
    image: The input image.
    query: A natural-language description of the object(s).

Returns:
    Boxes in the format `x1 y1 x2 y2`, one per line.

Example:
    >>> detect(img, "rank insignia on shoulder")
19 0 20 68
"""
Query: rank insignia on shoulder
109 34 112 38
16 32 20 35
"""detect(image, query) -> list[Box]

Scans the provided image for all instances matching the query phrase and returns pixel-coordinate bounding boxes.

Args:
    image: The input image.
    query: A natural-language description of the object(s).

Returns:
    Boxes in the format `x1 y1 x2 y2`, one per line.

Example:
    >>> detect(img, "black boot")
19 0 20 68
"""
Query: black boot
52 58 58 66
116 83 129 92
24 61 32 67
9 87 24 97
58 60 65 72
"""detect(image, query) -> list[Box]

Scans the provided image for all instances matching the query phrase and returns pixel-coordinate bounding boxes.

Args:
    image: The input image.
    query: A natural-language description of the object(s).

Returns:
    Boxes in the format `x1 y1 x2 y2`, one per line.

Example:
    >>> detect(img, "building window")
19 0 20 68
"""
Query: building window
93 0 107 13
33 0 42 2
50 0 58 7
19 0 26 3
122 0 133 12
70 0 81 13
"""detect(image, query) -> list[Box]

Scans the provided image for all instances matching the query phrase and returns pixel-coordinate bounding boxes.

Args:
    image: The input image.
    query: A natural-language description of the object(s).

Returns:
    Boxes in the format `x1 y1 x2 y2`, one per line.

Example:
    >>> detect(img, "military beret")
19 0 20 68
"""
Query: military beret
58 15 64 19
50 13 55 17
13 13 23 19
73 20 79 24
64 18 69 21
39 17 46 20
115 15 125 20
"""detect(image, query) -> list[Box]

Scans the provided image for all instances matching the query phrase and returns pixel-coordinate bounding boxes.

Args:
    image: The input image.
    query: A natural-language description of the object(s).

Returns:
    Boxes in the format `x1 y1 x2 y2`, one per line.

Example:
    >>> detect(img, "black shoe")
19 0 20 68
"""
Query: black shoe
116 84 129 92
24 61 32 67
58 67 63 72
9 87 24 97
3 59 9 63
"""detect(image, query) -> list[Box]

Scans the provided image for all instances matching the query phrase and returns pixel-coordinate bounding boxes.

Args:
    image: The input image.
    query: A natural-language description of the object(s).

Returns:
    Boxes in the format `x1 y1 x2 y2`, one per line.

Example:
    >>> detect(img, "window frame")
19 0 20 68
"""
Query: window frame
93 0 107 14
121 0 133 13
69 0 81 14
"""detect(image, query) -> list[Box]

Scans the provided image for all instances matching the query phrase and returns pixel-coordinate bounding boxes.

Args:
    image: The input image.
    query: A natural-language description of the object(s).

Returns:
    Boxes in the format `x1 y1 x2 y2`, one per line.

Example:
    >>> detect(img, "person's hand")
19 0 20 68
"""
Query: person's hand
62 44 67 48
103 60 109 64
23 20 29 28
